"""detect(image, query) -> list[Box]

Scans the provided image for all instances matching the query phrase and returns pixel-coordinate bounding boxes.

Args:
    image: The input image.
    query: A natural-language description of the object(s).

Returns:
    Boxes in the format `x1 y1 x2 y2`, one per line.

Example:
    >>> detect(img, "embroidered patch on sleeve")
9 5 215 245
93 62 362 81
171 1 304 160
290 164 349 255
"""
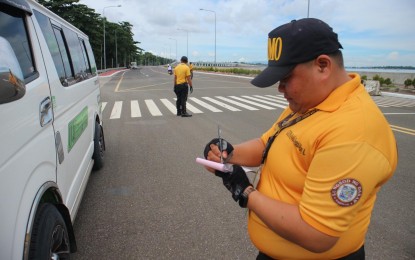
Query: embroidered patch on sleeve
331 178 363 207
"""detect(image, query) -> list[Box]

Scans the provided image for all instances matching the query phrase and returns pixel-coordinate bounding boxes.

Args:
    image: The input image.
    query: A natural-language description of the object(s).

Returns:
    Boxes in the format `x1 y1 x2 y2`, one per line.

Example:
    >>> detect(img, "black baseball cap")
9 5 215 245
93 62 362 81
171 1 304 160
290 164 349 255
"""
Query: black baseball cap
251 18 343 88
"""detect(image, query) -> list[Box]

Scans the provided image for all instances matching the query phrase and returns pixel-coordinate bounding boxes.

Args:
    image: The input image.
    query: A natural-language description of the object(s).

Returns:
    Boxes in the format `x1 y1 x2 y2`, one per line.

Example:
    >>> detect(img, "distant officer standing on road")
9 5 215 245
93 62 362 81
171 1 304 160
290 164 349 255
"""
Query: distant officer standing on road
174 56 193 117
189 62 194 79
203 18 397 259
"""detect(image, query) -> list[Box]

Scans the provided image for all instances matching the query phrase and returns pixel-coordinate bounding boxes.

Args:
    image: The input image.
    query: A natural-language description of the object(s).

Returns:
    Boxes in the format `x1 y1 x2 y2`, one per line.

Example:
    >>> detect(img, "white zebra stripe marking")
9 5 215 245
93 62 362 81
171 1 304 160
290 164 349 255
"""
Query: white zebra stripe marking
160 99 177 114
228 96 275 110
131 100 141 117
202 97 241 111
256 95 289 105
242 95 286 109
189 97 222 112
103 94 413 120
185 102 204 114
216 96 259 110
145 99 162 116
101 102 107 113
110 101 122 119
173 98 204 113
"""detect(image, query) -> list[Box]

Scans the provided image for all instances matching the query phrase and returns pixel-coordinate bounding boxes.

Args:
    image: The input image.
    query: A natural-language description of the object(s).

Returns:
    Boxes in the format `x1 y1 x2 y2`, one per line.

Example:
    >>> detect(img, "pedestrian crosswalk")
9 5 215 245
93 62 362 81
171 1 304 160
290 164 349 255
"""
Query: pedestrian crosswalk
372 96 415 107
101 94 415 119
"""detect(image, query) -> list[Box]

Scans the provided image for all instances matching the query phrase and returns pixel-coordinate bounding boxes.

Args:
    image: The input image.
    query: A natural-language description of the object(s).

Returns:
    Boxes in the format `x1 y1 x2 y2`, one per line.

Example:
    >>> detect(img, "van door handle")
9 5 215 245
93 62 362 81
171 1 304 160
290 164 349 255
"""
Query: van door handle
39 97 53 127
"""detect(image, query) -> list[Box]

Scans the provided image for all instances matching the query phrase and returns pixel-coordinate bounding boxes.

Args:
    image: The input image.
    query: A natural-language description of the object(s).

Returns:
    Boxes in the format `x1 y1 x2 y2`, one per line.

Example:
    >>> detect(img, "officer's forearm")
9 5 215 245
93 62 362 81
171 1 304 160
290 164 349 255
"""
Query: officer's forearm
230 138 264 167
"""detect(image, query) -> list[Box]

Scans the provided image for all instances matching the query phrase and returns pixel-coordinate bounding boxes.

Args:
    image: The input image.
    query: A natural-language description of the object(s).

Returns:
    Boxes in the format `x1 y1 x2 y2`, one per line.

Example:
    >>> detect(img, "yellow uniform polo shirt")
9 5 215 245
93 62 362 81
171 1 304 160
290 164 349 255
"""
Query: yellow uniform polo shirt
174 63 191 85
248 74 397 259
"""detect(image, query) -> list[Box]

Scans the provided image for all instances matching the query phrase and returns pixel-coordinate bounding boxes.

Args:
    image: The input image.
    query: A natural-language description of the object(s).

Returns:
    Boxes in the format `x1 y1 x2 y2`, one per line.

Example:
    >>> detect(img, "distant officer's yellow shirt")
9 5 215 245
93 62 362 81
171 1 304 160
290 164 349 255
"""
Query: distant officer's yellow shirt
249 74 397 259
174 63 190 85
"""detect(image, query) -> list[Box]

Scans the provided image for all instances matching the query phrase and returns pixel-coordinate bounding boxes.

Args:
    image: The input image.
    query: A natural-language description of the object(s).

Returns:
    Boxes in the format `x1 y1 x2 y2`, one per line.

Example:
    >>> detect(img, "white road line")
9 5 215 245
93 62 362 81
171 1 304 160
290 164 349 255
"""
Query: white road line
202 97 241 111
384 113 415 115
110 101 123 119
145 99 162 116
255 95 289 105
160 99 177 114
131 100 141 117
228 96 276 110
189 97 222 112
101 102 107 113
242 95 287 109
216 96 259 110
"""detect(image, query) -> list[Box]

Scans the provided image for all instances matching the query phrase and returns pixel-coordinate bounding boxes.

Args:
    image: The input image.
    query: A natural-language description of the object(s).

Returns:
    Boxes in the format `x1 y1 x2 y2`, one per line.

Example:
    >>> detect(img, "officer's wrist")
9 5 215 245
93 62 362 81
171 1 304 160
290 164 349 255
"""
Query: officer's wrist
239 186 256 208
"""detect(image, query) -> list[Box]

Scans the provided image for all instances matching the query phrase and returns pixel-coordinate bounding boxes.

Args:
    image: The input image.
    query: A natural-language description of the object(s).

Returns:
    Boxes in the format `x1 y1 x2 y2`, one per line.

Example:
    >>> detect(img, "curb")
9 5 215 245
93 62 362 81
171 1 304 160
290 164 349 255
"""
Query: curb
98 69 129 77
195 71 255 80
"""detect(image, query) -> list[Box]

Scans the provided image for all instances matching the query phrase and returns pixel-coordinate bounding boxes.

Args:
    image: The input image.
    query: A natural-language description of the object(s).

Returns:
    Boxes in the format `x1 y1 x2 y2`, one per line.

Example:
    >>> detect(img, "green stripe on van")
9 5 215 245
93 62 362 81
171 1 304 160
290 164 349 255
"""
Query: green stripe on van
68 106 88 152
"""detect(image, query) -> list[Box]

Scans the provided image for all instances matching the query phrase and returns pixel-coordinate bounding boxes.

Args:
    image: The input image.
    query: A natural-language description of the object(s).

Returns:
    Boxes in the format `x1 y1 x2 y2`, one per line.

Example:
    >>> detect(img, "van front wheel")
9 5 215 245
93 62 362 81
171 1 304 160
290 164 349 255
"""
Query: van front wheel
92 121 104 170
29 203 70 260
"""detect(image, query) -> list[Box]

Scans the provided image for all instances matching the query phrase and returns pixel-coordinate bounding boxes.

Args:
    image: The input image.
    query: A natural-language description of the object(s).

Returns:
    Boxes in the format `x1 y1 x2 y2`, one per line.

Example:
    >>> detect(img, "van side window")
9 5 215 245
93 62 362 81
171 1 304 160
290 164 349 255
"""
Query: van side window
84 40 97 75
63 27 88 82
0 7 37 81
33 10 95 86
52 26 74 86
79 38 92 76
34 10 73 86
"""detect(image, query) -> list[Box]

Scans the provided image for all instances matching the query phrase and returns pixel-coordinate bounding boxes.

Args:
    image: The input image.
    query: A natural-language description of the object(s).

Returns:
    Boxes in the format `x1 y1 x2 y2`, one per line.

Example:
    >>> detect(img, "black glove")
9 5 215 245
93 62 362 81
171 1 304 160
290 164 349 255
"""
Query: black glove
189 86 193 94
204 138 234 162
215 165 252 207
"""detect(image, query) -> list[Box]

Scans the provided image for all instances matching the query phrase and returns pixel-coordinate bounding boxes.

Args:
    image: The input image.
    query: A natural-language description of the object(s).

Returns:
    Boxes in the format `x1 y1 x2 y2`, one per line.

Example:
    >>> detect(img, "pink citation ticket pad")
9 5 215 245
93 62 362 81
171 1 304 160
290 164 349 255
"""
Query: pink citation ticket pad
196 157 233 172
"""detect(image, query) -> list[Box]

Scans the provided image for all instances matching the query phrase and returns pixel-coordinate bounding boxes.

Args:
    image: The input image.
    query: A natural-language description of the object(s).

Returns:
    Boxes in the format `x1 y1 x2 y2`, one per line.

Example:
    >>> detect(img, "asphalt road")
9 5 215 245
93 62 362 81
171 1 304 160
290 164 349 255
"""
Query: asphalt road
72 66 415 259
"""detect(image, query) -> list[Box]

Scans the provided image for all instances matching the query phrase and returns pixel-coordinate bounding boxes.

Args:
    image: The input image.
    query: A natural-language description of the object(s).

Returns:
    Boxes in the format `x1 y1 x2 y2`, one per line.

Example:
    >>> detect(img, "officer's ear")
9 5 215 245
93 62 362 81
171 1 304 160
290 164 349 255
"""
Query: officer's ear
315 55 331 73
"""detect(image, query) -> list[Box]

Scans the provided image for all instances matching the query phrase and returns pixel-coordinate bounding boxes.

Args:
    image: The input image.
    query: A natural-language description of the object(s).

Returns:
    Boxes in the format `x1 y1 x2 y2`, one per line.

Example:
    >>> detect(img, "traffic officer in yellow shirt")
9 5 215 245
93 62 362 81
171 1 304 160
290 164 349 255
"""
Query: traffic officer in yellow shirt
203 18 397 259
174 56 193 117
189 62 194 79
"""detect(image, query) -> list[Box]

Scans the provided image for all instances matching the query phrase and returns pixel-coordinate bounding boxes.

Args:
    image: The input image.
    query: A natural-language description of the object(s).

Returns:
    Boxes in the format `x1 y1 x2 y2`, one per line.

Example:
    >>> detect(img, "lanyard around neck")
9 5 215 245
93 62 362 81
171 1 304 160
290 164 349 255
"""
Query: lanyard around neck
261 108 319 164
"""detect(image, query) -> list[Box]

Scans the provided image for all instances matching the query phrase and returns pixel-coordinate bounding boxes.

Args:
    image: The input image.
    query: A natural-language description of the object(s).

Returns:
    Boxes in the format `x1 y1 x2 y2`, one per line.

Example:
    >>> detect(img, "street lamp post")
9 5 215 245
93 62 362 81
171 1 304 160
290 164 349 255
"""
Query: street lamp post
169 37 177 62
177 28 188 58
307 0 310 18
103 5 121 70
115 30 118 68
200 8 216 67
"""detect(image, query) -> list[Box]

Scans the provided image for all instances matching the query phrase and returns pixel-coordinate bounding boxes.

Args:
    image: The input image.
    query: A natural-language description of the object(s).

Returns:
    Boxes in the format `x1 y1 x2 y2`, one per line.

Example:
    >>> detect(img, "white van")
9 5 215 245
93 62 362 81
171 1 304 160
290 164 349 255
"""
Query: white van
130 61 138 69
0 0 105 259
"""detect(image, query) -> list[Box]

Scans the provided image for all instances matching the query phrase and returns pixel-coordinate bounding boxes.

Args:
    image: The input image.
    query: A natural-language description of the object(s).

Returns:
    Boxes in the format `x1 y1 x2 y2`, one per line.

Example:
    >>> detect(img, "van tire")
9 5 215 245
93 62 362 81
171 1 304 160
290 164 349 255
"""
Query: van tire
92 121 104 170
28 203 70 260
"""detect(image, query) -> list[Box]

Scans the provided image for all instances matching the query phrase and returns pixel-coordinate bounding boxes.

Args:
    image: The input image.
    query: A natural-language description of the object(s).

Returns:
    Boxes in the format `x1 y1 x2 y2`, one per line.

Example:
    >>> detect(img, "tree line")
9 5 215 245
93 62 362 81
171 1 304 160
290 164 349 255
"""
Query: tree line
38 0 173 70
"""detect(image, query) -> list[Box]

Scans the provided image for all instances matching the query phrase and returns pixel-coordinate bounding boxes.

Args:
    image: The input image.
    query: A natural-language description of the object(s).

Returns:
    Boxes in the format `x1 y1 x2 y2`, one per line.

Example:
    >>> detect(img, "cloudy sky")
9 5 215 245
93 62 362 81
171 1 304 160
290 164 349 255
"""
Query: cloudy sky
78 0 415 67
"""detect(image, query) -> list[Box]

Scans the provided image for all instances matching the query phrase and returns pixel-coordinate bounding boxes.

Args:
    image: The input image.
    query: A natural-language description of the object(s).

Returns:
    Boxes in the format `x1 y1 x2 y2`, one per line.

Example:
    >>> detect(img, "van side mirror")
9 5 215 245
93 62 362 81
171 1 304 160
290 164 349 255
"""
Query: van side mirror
0 37 26 104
